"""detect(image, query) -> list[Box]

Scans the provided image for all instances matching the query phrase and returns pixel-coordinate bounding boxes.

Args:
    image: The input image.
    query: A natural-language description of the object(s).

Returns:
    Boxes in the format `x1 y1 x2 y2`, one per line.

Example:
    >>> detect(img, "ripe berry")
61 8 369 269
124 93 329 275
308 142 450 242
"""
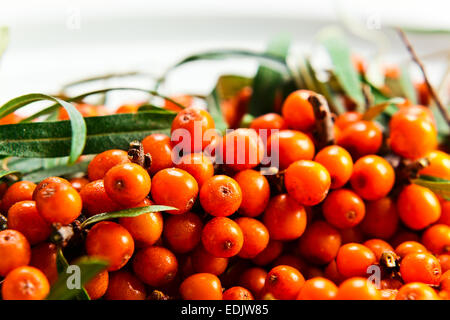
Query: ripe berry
281 90 316 132
314 145 353 189
30 242 58 285
233 169 270 217
33 177 70 199
419 150 450 180
191 245 228 275
105 271 146 300
400 252 441 285
87 149 130 181
164 95 193 112
421 224 450 255
336 277 381 300
395 241 428 259
238 267 267 298
1 181 36 213
296 277 338 300
142 133 173 175
1 266 49 300
200 175 242 217
335 111 362 130
323 189 365 229
180 273 223 300
222 286 254 300
396 282 439 300
201 217 243 258
264 265 305 300
175 152 214 187
251 240 284 266
80 179 121 216
0 229 31 276
337 120 382 159
336 243 376 278
235 217 269 258
360 197 399 240
69 177 89 192
85 270 109 300
163 212 203 253
250 113 287 137
363 239 394 261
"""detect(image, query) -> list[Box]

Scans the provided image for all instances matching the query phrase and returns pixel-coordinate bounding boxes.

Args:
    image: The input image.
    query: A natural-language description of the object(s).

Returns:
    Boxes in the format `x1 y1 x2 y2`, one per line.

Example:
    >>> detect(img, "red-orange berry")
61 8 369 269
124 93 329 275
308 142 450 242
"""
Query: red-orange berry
419 150 450 180
421 224 450 255
296 277 338 300
250 113 287 137
201 217 243 258
1 266 49 300
105 271 146 300
163 212 203 253
363 239 394 261
335 111 362 130
175 152 214 187
222 286 254 300
30 242 58 285
85 270 109 300
87 149 130 181
315 146 353 189
79 180 121 216
0 230 31 277
336 243 376 278
360 197 399 240
69 177 89 193
336 277 381 300
395 241 428 259
264 265 305 300
235 217 269 259
191 245 228 275
238 267 267 298
233 169 270 217
400 252 441 285
142 133 173 175
180 273 223 300
323 189 365 229
281 90 316 132
337 120 382 159
200 175 242 217
396 282 439 300
251 240 284 266
1 181 36 214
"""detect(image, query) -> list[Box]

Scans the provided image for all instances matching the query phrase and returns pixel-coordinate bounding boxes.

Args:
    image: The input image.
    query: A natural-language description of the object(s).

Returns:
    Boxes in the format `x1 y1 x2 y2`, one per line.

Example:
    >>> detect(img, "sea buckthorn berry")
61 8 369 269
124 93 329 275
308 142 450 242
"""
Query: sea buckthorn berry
132 246 178 287
389 113 437 159
336 243 376 278
324 260 345 285
339 227 364 244
0 229 31 276
235 217 269 259
164 94 194 112
323 189 365 229
191 245 228 275
233 169 270 217
350 155 395 201
1 181 36 213
87 149 130 181
441 270 450 291
104 163 151 206
85 270 109 300
419 150 450 180
7 200 51 245
80 180 121 216
221 87 251 129
421 224 450 255
151 168 198 214
272 255 307 276
163 212 203 253
281 90 316 132
115 103 139 114
400 252 441 285
267 130 315 170
337 120 382 159
397 184 441 230
35 181 81 225
33 177 71 199
336 277 381 300
363 239 394 262
263 194 307 241
175 152 214 187
180 273 223 300
30 242 58 285
238 267 267 298
250 113 287 137
105 271 146 300
251 240 284 266
314 146 353 189
360 197 399 240
200 175 242 217
201 217 243 258
390 228 421 248
394 104 435 126
1 266 49 300
0 112 23 125
298 220 341 265
171 107 215 152
438 254 450 273
217 128 264 171
335 111 362 130
58 103 98 120
296 277 338 300
85 221 134 271
223 286 254 300
395 241 427 259
285 160 331 206
119 199 163 247
69 177 89 192
439 200 450 226
396 282 439 300
142 133 173 175
264 265 305 300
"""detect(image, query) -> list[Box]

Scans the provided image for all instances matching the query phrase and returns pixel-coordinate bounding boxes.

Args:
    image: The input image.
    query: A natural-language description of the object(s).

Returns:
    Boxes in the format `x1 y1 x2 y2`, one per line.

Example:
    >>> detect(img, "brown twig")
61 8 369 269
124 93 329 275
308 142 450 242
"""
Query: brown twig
308 93 335 149
397 28 450 124
128 140 152 170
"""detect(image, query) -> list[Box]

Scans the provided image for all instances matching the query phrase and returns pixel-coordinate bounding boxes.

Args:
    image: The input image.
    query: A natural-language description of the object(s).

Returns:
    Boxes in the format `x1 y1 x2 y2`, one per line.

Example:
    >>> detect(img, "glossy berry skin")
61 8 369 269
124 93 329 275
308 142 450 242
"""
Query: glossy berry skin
69 177 89 192
85 221 134 271
142 133 173 175
201 217 243 258
350 155 395 201
200 175 242 217
164 95 193 112
419 150 450 180
175 152 214 187
264 265 305 300
250 113 287 137
119 199 163 247
80 180 121 216
235 217 269 259
363 239 394 262
336 277 381 300
298 221 341 265
223 286 254 300
132 246 178 287
217 128 264 171
7 200 51 245
151 168 198 214
314 146 353 189
336 243 376 278
263 194 307 241
397 184 441 230
33 177 71 199
267 130 315 170
323 189 365 229
1 266 50 300
30 242 58 285
252 240 284 266
360 197 399 240
396 282 439 300
400 252 441 285
171 107 215 153
105 271 146 300
285 160 331 206
191 245 228 275
87 149 130 181
163 212 203 253
281 90 316 132
296 277 338 300
104 163 151 206
180 273 223 300
238 267 267 298
233 169 270 217
0 230 31 277
1 181 36 214
421 224 450 255
395 241 428 259
337 121 382 159
85 270 109 300
335 111 362 130
35 181 82 225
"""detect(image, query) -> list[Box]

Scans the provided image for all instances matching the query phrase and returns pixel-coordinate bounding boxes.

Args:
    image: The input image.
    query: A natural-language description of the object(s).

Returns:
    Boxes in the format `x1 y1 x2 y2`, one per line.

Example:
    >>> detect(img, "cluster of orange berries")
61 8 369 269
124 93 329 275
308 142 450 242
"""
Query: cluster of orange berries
0 88 449 300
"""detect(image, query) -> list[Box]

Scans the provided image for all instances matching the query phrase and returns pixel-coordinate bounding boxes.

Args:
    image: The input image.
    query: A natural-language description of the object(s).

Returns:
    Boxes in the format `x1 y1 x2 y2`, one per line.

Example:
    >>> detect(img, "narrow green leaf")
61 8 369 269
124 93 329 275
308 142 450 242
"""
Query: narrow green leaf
22 161 90 183
6 158 45 174
138 104 176 113
398 65 418 104
412 175 450 200
55 249 90 300
0 169 20 179
362 98 406 121
80 205 177 229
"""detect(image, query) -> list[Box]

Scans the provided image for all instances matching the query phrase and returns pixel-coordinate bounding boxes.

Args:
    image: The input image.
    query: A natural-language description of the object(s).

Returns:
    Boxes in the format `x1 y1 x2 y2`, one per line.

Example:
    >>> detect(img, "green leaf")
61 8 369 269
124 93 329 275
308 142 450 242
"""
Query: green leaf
138 104 176 113
362 98 406 121
398 65 418 104
0 169 20 179
47 256 108 300
249 34 291 116
22 160 90 183
412 175 450 200
6 158 45 174
80 205 177 228
319 27 365 111
0 111 175 159
0 94 87 164
0 26 9 60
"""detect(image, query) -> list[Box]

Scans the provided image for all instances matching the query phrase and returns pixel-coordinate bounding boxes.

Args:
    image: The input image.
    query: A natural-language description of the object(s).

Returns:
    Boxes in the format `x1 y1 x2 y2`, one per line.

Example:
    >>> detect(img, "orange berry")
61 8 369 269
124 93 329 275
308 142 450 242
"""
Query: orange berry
223 286 254 300
1 181 36 214
336 243 376 278
180 273 223 300
191 245 228 275
363 239 394 261
33 177 71 199
1 266 49 300
235 217 269 259
233 169 270 217
337 277 381 300
360 197 399 240
250 113 287 137
201 217 243 258
396 282 439 300
175 152 214 187
421 224 450 255
315 145 353 189
59 103 98 120
69 177 89 192
400 252 441 285
251 240 284 266
337 120 382 159
163 95 193 112
163 212 203 253
85 270 109 300
142 133 173 175
419 150 450 180
264 265 305 300
296 277 338 300
238 267 267 298
323 189 365 229
87 149 130 181
335 111 362 130
0 229 31 277
105 271 146 300
281 90 316 132
30 242 58 285
79 179 121 216
200 175 242 217
395 241 428 259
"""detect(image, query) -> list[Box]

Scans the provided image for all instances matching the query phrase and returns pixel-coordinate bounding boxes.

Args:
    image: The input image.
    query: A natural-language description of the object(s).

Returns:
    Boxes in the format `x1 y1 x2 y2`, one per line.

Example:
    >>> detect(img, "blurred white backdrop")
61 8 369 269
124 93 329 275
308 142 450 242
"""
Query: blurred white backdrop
0 0 449 109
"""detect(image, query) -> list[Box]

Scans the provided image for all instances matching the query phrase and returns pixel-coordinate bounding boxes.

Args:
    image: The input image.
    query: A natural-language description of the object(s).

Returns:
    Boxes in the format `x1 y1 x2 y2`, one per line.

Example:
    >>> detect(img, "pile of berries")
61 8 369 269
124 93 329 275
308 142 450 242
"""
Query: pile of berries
0 89 449 300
